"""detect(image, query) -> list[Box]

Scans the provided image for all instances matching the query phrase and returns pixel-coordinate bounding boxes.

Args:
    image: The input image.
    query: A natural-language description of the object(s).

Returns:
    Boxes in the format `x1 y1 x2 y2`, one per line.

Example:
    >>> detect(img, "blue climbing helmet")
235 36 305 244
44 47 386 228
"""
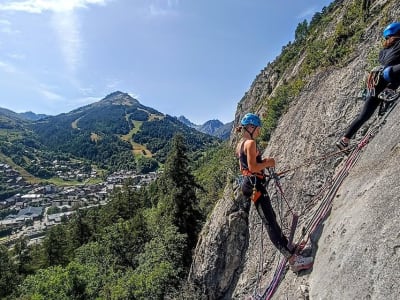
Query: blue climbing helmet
383 22 400 39
240 113 262 127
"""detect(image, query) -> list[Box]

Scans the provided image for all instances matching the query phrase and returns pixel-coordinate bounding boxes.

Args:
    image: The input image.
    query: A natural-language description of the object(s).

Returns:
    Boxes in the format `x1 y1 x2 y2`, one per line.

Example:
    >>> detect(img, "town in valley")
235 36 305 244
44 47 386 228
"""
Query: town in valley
0 160 158 247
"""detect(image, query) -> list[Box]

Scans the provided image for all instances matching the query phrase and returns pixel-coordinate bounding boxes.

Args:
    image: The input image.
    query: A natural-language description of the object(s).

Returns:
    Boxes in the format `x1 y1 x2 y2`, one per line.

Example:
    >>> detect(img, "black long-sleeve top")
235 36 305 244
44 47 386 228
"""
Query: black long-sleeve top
379 38 400 67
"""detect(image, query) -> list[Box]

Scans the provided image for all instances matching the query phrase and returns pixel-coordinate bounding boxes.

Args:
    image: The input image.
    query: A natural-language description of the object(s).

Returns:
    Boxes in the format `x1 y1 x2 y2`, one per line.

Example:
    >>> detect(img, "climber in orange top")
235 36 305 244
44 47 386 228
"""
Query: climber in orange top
235 113 313 272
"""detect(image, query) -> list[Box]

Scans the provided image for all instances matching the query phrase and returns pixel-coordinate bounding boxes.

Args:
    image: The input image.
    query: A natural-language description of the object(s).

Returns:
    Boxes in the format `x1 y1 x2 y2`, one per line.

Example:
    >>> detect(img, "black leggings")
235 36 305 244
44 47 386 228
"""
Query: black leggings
344 94 381 139
241 176 294 258
254 194 293 258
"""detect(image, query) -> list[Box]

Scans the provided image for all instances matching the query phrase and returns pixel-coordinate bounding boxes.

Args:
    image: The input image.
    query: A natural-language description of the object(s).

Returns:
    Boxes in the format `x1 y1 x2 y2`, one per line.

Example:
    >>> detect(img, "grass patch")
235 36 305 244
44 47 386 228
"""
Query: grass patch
148 114 164 121
71 117 81 129
90 132 101 142
132 142 152 157
121 121 152 157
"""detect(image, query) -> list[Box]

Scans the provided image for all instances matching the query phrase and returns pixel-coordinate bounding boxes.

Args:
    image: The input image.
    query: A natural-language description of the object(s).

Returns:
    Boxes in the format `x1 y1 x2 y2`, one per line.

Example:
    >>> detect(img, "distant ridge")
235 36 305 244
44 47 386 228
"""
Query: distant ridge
18 111 49 121
176 116 232 140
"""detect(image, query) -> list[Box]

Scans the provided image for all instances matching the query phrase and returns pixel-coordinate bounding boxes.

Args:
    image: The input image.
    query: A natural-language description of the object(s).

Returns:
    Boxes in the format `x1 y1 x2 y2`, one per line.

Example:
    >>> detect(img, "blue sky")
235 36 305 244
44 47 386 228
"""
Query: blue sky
0 0 332 124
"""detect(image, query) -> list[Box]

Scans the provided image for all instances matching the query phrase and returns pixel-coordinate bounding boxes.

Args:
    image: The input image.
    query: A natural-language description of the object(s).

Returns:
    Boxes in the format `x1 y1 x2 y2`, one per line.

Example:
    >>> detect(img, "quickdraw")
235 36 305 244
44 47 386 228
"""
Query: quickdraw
366 66 384 97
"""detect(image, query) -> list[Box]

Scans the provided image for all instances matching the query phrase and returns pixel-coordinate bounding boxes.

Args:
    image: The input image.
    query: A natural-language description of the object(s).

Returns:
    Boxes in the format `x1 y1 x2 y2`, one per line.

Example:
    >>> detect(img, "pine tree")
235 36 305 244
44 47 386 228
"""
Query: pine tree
43 224 70 267
68 209 92 252
157 134 202 265
0 245 18 298
12 236 32 275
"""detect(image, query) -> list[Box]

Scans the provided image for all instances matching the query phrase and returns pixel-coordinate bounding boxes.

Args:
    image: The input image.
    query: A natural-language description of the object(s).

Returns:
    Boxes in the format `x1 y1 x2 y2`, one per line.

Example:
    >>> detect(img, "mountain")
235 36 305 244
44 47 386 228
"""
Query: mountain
0 107 54 181
176 115 233 140
18 111 49 121
211 121 233 140
188 0 400 299
0 107 27 129
177 115 196 128
0 92 220 180
198 119 224 135
28 91 219 171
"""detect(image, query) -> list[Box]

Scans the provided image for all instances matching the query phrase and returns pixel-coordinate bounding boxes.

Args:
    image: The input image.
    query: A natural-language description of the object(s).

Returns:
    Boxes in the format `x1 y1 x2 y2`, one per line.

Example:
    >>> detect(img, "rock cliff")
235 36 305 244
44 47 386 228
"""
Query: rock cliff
189 0 400 299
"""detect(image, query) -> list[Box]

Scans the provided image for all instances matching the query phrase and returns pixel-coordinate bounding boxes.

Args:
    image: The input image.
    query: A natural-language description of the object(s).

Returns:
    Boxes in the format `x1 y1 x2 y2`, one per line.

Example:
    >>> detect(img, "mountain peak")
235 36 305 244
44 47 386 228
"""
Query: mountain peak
175 115 232 140
101 91 139 106
177 115 196 127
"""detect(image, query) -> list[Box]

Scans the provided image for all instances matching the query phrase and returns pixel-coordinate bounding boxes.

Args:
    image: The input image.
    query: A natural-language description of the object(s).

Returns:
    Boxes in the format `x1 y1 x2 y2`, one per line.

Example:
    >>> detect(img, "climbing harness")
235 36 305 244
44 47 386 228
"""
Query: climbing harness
365 65 400 115
378 88 400 115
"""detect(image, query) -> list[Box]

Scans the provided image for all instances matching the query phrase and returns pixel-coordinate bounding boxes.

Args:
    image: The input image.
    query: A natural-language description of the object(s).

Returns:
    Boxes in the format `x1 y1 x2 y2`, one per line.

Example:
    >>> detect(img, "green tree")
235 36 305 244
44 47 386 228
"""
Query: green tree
193 143 237 217
112 225 186 300
100 216 148 269
136 156 159 173
68 209 93 251
101 181 146 225
18 262 99 300
43 225 70 267
295 19 308 42
12 236 33 276
157 134 202 266
47 206 61 215
0 245 18 298
73 241 114 291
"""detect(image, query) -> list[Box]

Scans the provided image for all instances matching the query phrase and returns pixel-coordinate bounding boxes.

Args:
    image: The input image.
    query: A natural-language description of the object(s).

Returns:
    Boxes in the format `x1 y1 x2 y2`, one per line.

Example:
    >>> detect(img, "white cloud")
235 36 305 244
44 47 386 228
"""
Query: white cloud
167 0 179 7
148 0 179 17
0 60 18 73
0 20 11 25
37 85 64 101
0 19 20 34
0 1 112 74
0 0 109 14
79 86 94 95
51 11 82 73
8 53 26 60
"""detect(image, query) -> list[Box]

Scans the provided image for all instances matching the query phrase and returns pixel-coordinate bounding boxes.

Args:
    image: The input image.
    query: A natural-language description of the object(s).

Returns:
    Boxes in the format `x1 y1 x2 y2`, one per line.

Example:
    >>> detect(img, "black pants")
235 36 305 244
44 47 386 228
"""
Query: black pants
241 176 294 258
344 94 381 139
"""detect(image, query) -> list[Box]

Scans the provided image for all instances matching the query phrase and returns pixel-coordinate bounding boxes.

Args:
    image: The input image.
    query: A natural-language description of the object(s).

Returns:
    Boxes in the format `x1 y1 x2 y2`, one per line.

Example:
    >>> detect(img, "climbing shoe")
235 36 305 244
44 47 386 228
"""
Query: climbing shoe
289 254 313 273
294 241 312 256
336 139 349 153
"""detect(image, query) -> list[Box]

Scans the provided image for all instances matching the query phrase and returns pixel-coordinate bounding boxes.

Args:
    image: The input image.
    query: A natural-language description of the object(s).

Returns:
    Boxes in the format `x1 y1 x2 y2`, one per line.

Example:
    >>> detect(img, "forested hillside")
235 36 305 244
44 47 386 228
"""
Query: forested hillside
0 91 235 299
0 134 235 299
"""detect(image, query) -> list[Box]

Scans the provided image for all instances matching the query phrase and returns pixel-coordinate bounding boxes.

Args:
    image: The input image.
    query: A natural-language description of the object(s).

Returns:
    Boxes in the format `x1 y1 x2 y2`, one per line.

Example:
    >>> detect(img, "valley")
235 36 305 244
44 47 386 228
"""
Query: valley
0 161 158 247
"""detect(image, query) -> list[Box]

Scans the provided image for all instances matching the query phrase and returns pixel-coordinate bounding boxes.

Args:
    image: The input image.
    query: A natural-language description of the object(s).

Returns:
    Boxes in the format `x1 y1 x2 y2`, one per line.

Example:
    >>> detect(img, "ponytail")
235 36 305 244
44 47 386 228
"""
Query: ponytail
383 35 400 48
235 125 243 134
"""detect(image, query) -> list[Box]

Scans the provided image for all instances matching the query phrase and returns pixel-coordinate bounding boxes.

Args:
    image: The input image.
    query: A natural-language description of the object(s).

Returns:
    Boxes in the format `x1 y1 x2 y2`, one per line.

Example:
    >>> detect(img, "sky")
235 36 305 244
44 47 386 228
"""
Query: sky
0 0 333 124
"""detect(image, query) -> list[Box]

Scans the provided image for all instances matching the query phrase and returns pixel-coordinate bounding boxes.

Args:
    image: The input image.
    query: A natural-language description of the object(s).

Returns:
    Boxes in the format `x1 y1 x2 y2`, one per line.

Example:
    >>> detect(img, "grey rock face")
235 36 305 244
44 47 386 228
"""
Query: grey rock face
189 0 400 299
